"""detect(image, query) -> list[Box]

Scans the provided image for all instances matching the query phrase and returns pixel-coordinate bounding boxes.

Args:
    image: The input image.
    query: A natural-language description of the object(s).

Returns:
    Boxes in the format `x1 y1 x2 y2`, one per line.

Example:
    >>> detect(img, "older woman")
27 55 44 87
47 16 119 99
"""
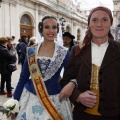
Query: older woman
60 6 120 120
0 37 16 97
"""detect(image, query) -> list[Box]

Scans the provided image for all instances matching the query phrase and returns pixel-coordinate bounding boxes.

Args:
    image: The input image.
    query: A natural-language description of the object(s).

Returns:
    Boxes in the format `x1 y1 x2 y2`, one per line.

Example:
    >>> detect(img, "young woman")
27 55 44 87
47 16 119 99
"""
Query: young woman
12 15 74 120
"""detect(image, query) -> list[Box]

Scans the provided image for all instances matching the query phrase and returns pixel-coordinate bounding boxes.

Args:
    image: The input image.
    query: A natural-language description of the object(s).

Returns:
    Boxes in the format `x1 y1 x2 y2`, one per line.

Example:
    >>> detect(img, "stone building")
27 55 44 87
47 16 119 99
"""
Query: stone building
112 0 120 40
0 0 87 43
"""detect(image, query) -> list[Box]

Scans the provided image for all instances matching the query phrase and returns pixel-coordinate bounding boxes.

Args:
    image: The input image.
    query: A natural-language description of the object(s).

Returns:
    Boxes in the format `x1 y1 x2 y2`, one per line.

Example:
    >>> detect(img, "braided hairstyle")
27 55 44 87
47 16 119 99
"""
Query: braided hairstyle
38 15 59 36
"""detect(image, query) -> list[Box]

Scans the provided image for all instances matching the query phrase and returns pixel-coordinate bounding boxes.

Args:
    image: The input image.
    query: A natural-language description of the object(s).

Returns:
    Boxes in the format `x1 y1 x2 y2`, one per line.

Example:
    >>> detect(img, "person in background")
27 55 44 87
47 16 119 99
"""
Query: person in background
60 32 75 79
11 15 74 120
11 36 16 48
19 34 28 68
7 37 17 63
6 37 17 90
16 39 21 64
60 6 120 120
63 32 75 51
0 37 16 97
28 36 37 46
12 36 15 40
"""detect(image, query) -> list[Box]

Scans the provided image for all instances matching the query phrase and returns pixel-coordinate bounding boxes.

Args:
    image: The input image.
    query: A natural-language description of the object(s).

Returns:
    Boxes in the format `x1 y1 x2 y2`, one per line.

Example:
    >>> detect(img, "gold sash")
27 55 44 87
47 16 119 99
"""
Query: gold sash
84 64 101 115
27 45 63 120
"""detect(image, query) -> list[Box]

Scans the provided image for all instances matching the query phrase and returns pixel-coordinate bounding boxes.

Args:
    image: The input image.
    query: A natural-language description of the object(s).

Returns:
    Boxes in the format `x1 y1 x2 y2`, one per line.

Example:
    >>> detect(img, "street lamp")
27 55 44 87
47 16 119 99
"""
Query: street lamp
0 0 2 7
59 16 66 33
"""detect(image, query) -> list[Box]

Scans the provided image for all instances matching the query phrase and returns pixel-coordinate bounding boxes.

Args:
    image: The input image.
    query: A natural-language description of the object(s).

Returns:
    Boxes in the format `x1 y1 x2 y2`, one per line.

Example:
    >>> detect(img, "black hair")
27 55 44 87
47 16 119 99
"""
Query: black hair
38 15 59 36
12 36 15 38
69 40 74 52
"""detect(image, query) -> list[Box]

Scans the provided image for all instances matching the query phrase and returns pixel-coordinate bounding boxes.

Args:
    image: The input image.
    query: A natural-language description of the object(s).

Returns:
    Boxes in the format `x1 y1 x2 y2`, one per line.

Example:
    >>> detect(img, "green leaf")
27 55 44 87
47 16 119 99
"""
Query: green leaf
8 104 16 110
3 109 9 114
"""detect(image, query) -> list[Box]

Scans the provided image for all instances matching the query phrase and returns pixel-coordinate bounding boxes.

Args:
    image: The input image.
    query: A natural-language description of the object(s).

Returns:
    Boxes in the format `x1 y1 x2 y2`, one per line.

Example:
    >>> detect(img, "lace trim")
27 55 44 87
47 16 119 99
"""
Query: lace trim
37 43 67 81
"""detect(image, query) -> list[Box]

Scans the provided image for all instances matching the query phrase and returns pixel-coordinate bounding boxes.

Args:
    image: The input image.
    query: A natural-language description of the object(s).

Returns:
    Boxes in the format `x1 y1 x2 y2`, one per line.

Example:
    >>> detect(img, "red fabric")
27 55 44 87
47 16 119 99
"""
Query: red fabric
7 45 12 50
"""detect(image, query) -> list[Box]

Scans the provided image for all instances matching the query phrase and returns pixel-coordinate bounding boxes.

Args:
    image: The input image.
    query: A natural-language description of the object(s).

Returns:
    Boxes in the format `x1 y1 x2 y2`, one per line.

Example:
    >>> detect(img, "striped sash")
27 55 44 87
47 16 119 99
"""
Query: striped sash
27 45 63 120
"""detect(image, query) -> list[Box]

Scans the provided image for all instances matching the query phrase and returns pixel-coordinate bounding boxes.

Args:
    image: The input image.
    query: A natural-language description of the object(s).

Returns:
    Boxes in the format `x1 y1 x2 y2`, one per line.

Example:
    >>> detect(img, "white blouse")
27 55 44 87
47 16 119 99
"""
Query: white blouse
92 41 109 66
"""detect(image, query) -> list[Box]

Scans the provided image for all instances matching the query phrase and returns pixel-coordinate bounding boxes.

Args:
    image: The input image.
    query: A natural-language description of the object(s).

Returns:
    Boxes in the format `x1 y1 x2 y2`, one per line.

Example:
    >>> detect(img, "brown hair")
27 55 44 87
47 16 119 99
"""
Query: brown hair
0 37 8 44
20 34 28 42
6 37 12 41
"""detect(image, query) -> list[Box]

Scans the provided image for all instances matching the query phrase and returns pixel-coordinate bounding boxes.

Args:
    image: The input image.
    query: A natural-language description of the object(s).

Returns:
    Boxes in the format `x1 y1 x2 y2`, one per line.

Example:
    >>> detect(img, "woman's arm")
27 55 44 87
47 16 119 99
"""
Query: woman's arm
60 46 81 104
59 48 77 99
13 58 30 101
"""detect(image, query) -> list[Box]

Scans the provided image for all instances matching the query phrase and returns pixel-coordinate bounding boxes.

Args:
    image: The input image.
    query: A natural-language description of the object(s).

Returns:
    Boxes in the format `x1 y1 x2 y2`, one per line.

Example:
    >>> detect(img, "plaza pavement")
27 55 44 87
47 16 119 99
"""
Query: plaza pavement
0 64 21 120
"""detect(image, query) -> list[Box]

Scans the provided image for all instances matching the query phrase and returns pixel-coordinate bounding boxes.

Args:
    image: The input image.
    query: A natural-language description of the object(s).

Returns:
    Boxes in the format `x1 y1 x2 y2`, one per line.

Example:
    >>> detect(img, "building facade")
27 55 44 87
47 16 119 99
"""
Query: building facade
0 0 87 43
112 0 120 40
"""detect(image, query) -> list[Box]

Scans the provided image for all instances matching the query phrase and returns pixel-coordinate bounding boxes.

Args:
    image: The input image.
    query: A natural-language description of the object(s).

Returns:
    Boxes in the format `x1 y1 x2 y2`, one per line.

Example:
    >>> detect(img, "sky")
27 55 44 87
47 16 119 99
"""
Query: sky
77 0 113 11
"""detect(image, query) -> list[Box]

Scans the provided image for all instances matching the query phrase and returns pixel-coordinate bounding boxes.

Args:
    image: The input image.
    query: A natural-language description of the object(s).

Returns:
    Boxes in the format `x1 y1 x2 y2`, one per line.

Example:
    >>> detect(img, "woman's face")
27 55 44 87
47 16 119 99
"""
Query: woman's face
89 10 111 40
42 18 58 41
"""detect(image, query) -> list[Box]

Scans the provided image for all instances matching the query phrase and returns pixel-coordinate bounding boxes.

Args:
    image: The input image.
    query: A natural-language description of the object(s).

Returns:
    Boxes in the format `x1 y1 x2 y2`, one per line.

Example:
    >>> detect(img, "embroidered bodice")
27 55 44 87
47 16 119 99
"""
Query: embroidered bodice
37 43 68 81
37 57 50 79
13 42 70 101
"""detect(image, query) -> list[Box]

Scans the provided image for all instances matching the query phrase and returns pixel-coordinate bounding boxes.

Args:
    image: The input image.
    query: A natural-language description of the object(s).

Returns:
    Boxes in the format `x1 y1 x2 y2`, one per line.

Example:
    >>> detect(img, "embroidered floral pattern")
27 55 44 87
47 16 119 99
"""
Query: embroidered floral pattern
16 89 52 120
32 105 44 115
17 89 73 120
37 43 67 81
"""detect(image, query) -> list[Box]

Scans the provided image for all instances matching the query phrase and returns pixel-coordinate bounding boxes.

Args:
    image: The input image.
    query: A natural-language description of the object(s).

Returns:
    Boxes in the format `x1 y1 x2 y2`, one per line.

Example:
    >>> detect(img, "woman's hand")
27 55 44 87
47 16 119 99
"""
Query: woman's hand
59 82 75 100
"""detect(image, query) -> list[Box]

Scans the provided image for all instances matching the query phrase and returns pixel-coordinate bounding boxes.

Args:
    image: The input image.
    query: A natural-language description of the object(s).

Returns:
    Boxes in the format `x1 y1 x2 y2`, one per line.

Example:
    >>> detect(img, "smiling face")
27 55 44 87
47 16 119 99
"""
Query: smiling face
89 10 112 42
42 18 58 42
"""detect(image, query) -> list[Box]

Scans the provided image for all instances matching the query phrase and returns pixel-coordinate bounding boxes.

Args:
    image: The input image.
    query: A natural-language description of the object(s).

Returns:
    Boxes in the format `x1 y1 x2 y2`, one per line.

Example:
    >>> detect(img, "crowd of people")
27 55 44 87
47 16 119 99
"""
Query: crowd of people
0 35 37 97
0 5 120 120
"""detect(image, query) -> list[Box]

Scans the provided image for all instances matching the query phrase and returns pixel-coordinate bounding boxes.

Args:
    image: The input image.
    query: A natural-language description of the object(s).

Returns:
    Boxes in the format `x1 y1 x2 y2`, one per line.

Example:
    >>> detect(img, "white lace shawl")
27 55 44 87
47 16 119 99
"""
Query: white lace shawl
37 42 68 81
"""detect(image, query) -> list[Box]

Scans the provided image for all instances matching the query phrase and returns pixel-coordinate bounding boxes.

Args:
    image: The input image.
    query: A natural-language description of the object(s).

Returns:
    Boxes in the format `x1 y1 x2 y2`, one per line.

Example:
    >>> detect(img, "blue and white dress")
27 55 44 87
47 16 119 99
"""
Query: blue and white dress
14 43 73 120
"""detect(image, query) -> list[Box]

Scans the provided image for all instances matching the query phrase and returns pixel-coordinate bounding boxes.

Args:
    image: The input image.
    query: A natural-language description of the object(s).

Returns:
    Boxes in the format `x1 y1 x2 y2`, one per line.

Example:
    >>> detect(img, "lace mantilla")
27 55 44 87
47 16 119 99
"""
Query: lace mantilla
37 43 67 81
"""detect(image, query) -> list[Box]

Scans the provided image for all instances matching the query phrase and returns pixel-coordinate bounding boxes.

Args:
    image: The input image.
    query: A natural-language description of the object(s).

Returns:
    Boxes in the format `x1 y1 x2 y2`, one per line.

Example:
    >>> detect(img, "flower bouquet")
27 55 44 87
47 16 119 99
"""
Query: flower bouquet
0 98 19 120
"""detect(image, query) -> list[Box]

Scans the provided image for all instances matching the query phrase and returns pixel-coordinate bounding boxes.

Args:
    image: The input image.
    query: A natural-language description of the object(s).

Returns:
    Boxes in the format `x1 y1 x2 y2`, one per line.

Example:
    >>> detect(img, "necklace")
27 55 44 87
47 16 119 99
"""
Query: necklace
42 43 55 51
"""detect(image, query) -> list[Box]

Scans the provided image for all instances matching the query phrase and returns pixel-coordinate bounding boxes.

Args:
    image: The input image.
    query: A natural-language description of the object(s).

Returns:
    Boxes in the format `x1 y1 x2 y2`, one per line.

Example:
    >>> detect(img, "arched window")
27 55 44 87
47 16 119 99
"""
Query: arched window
20 14 31 25
66 26 70 32
20 14 33 38
77 29 81 40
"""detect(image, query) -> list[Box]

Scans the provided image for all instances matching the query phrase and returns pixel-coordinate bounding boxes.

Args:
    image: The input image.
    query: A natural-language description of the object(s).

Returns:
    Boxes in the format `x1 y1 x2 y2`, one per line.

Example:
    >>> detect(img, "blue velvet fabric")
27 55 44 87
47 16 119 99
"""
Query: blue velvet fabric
14 52 69 101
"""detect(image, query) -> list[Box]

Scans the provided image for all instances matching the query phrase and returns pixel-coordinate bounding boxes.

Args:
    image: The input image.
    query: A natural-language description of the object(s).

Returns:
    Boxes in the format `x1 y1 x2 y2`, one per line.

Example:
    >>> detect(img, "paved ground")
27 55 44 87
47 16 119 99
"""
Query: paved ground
0 64 21 120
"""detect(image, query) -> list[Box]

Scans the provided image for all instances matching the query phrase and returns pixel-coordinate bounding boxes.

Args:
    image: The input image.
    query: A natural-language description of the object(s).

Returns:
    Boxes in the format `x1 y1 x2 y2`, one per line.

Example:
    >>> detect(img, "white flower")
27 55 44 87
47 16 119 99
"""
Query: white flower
3 98 19 114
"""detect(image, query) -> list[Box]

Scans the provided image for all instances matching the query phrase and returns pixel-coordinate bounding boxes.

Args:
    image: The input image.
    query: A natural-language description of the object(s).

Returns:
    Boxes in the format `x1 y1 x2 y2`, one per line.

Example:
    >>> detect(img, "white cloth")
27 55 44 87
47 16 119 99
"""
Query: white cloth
37 42 67 81
92 41 109 66
16 88 73 120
